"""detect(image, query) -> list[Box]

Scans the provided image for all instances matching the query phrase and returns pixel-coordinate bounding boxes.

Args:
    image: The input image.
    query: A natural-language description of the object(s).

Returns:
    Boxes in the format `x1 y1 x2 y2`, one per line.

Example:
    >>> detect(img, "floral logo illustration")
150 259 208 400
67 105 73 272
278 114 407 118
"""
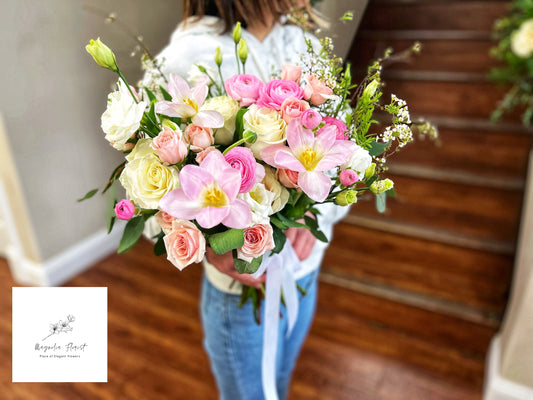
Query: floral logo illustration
42 315 75 341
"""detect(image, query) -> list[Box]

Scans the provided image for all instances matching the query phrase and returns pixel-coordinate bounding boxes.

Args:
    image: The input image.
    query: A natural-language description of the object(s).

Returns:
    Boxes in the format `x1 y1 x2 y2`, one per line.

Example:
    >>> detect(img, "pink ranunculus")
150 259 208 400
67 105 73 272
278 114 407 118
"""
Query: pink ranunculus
300 109 322 130
257 79 305 111
224 146 265 193
160 150 252 229
115 199 135 220
224 74 264 107
163 219 206 270
152 126 188 164
318 116 349 140
195 146 217 164
304 75 334 106
339 169 359 187
237 223 275 262
281 64 302 84
155 210 177 234
277 168 299 189
280 97 310 123
185 124 214 152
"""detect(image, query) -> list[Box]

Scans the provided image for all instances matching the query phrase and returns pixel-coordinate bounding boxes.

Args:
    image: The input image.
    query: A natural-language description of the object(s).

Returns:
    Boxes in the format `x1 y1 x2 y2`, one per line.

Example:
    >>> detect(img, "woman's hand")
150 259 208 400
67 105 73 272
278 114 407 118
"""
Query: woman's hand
205 247 266 289
285 226 317 261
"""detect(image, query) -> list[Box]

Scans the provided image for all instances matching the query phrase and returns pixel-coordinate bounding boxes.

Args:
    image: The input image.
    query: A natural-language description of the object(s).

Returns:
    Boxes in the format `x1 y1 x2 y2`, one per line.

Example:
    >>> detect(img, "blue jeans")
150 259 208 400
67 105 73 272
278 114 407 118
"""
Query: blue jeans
200 269 319 400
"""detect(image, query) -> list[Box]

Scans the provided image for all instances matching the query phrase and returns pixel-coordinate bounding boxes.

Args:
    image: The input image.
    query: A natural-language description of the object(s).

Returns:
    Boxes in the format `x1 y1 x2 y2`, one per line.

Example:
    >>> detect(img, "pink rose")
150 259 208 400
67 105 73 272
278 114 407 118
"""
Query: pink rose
276 168 299 189
280 97 310 123
339 169 359 187
195 146 217 164
155 210 177 234
318 116 348 140
237 224 275 262
152 126 188 164
224 146 265 193
304 75 333 106
224 74 264 107
115 199 135 220
185 124 214 152
281 64 302 84
163 219 206 270
257 79 305 110
301 109 322 130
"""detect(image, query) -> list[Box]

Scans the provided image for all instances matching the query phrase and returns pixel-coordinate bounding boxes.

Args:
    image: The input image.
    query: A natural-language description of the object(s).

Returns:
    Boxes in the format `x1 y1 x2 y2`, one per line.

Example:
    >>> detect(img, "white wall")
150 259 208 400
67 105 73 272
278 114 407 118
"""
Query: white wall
0 0 181 262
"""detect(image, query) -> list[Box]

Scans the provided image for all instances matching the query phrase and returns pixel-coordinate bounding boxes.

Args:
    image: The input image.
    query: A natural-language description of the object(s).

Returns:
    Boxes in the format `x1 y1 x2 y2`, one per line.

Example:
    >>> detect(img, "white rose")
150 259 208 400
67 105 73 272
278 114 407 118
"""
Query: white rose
511 19 533 58
202 96 239 145
243 104 287 159
238 183 275 225
262 166 289 213
101 81 147 151
120 142 180 209
340 145 372 177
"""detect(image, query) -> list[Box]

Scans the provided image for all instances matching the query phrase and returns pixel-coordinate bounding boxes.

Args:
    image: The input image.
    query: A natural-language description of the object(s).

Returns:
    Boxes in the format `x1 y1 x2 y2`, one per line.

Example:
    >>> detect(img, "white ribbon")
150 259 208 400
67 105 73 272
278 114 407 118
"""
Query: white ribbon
251 244 301 400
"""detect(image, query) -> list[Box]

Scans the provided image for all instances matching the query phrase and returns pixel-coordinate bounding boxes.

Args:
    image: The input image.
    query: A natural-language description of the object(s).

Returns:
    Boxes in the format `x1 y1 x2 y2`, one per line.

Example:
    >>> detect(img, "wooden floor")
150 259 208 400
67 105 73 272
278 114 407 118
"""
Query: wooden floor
1 239 483 399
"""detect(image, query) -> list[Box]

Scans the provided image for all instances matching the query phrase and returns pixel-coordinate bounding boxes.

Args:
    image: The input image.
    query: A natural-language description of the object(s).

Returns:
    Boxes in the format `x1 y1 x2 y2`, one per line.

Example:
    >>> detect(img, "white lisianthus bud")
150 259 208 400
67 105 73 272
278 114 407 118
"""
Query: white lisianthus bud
86 38 118 72
370 178 394 194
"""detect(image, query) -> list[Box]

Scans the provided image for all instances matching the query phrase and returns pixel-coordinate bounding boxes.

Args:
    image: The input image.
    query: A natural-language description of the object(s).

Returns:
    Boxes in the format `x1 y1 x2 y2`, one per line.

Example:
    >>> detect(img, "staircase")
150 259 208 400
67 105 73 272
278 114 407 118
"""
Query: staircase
317 0 533 388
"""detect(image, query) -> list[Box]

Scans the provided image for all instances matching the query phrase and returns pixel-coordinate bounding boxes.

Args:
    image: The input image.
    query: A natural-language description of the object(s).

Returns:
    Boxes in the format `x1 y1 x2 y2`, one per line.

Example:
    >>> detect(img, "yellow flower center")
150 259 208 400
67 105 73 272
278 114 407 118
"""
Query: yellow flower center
201 183 229 208
298 148 320 171
184 97 199 113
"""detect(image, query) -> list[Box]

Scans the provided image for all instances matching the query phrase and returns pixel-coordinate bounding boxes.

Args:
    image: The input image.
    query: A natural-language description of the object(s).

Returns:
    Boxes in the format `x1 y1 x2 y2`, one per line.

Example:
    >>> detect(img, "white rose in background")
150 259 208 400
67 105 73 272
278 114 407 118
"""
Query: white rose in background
244 104 287 159
202 95 239 145
120 139 180 209
238 183 275 225
511 19 533 58
262 166 289 213
101 81 147 151
340 145 372 177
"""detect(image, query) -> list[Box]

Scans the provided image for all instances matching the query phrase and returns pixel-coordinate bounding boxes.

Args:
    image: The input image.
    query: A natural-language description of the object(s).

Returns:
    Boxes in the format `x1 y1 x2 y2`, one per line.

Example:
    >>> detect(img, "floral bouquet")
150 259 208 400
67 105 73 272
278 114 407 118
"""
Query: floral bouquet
490 0 533 125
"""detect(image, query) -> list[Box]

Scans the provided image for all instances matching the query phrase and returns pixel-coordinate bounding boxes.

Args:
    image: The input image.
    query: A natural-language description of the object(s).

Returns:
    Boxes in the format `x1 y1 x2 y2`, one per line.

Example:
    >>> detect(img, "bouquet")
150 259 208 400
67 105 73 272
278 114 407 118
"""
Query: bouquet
490 0 533 125
83 23 435 310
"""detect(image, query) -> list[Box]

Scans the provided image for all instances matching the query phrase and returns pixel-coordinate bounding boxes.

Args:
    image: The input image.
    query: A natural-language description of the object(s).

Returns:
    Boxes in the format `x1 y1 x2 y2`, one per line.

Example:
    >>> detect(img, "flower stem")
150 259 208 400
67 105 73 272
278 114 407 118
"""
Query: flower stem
222 137 246 155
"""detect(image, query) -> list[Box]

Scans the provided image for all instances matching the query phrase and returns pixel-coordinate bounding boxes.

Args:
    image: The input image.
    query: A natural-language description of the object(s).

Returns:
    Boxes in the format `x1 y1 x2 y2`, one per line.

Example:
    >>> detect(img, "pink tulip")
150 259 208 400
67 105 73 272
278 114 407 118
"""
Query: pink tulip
115 199 135 220
155 74 223 128
160 150 252 229
261 120 356 202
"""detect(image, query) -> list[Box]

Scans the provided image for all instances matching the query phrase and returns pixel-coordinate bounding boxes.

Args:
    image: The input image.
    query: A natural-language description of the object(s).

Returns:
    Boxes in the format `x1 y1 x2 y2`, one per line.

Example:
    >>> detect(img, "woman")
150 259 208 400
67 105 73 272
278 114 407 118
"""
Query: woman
147 1 349 398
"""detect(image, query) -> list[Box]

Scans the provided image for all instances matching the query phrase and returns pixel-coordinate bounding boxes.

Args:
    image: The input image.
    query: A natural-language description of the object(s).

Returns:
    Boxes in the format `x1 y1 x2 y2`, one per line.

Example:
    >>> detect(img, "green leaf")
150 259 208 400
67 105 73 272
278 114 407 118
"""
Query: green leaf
144 87 157 103
276 212 308 229
234 255 263 274
117 216 145 253
106 181 117 234
385 188 397 198
376 192 387 213
141 209 158 220
153 232 166 256
368 140 391 156
272 225 287 254
160 86 172 101
269 215 288 230
304 215 328 243
233 108 248 143
103 161 126 194
77 188 98 202
208 229 244 255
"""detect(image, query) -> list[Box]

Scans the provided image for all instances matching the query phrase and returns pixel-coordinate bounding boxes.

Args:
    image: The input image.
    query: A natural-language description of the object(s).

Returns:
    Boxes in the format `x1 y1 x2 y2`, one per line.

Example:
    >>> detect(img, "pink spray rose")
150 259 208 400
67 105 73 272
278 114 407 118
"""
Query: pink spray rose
195 146 217 164
115 199 135 220
185 124 214 152
318 116 349 140
281 64 302 83
280 97 310 123
224 74 264 107
237 223 275 262
151 126 188 164
339 169 359 187
155 210 177 234
300 109 322 130
163 219 206 270
224 146 265 193
257 79 305 110
304 75 334 106
277 168 299 189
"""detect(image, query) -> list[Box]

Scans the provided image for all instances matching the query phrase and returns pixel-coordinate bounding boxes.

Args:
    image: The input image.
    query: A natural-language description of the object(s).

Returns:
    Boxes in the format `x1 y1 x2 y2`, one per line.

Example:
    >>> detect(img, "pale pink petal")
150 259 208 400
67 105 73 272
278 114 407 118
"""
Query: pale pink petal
298 171 332 202
217 167 242 201
222 199 252 229
315 140 357 171
179 165 215 199
254 163 265 183
191 79 209 107
196 206 230 229
168 74 191 100
314 125 336 152
274 150 306 172
261 145 303 171
192 110 224 128
155 101 196 118
286 119 314 150
159 189 200 220
200 150 228 179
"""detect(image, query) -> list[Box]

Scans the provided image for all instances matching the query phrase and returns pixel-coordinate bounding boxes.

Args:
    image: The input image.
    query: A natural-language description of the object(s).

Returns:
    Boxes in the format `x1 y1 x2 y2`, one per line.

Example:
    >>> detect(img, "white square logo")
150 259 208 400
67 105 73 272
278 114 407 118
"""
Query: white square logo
12 287 107 382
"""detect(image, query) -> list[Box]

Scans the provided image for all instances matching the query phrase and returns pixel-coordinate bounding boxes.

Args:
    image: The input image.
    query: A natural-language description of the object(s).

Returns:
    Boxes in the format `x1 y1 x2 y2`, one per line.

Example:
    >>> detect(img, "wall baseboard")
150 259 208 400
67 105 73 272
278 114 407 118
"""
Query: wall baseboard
484 336 533 400
6 222 125 287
